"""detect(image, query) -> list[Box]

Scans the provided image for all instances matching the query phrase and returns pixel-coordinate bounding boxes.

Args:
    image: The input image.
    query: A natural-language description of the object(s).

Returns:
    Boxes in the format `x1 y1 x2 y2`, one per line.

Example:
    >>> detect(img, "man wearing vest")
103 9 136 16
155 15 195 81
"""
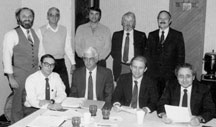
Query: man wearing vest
3 7 39 123
38 7 76 96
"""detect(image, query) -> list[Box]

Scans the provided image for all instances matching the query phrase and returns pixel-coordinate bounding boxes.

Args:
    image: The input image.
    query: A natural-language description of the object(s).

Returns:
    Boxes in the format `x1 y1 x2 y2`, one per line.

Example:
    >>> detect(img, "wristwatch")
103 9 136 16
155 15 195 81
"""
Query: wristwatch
50 99 55 104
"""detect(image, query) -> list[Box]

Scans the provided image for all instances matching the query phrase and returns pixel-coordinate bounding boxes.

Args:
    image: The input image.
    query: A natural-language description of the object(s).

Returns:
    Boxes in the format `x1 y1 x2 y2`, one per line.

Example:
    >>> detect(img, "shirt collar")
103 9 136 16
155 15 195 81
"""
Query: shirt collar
181 85 192 93
86 66 97 74
40 70 53 79
159 27 169 34
20 25 30 35
124 29 133 35
132 76 143 85
46 23 59 32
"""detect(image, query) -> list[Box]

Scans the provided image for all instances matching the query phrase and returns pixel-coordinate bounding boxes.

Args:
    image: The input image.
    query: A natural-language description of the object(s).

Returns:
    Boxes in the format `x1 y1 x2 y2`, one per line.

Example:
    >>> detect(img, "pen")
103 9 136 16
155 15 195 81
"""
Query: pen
58 120 66 127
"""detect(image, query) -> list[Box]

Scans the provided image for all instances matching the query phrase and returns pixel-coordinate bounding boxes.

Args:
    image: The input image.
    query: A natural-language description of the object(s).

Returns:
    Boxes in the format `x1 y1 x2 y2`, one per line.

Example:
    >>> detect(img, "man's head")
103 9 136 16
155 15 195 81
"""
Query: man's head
121 12 136 32
130 56 148 79
40 54 56 77
83 47 99 71
175 63 196 88
15 7 35 29
89 6 101 23
157 10 172 30
47 7 60 25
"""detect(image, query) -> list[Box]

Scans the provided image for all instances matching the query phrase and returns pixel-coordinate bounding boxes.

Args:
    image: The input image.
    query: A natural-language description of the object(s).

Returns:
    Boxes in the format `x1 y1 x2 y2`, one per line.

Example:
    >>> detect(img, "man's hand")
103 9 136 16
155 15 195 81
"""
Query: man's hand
39 100 51 107
161 113 172 124
47 103 63 111
112 103 121 112
142 107 149 115
190 116 201 126
70 65 76 74
8 74 19 89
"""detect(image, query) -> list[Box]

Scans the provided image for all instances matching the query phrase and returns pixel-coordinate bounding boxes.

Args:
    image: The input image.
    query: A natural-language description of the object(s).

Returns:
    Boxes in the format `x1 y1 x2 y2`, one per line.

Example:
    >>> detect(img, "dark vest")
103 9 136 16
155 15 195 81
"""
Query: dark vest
13 26 39 74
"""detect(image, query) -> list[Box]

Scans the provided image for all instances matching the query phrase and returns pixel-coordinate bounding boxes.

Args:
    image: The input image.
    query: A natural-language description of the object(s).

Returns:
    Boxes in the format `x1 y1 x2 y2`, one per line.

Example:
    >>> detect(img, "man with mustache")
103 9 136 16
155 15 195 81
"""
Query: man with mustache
3 7 39 123
146 10 185 99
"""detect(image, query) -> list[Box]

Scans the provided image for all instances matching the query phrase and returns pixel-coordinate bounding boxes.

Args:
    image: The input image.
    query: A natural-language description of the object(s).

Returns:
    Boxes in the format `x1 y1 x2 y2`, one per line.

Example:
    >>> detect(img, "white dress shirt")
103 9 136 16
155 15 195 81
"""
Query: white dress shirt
85 67 97 100
25 71 67 109
37 24 76 65
3 26 36 74
179 85 192 115
121 30 134 63
159 27 169 41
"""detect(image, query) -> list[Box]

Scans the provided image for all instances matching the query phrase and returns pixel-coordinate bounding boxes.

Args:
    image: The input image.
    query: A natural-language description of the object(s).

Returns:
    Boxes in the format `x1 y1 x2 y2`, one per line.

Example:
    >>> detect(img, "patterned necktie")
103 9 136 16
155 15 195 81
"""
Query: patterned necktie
182 89 188 107
160 31 165 44
131 80 138 108
88 72 93 100
45 78 50 100
123 33 130 63
27 29 33 45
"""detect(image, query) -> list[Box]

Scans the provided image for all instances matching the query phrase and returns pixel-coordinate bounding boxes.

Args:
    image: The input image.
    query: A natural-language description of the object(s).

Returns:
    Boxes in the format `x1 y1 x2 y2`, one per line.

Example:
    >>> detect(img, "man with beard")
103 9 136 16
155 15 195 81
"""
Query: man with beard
111 12 147 81
146 10 185 99
3 7 39 123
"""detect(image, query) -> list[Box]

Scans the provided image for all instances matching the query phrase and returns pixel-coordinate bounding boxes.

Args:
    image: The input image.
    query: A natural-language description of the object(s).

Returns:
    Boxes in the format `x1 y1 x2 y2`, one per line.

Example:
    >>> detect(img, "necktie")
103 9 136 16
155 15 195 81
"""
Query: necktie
27 29 33 45
182 89 188 107
123 33 130 63
131 81 138 108
160 31 164 44
88 72 93 100
45 78 50 100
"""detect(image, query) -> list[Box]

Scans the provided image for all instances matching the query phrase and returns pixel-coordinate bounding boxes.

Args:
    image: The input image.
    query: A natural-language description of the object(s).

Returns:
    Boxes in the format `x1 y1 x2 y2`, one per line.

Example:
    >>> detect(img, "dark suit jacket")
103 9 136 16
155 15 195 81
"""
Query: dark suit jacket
70 66 114 107
146 28 185 79
111 30 147 81
112 73 158 112
157 79 215 123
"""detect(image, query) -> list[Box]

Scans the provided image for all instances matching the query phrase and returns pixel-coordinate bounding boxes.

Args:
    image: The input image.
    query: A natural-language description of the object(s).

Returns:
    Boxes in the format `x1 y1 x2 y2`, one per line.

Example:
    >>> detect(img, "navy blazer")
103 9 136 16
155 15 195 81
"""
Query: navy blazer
112 73 158 112
157 79 215 123
111 30 147 81
146 28 185 79
70 66 114 107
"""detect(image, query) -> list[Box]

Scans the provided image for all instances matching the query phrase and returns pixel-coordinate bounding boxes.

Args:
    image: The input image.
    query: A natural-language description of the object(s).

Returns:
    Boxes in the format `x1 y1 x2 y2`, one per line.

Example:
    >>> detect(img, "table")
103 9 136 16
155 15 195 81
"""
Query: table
9 107 216 127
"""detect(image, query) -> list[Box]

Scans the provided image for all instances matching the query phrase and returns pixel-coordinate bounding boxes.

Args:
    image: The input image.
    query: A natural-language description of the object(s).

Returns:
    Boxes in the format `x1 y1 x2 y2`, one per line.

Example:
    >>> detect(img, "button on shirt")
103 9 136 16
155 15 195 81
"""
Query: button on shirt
3 26 37 74
85 67 97 100
179 86 192 115
159 27 169 42
130 76 142 108
121 30 134 63
24 71 67 109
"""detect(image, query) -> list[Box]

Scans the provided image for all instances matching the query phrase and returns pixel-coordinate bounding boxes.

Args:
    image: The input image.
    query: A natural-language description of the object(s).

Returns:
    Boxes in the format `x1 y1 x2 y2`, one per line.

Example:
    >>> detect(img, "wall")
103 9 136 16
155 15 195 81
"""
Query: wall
0 1 21 115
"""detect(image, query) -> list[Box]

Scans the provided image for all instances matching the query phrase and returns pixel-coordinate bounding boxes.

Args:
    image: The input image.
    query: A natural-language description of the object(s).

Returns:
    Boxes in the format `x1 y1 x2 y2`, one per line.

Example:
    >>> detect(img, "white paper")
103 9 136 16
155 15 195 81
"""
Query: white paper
27 115 66 127
120 106 136 114
61 97 85 108
42 109 82 119
165 104 191 123
95 122 118 127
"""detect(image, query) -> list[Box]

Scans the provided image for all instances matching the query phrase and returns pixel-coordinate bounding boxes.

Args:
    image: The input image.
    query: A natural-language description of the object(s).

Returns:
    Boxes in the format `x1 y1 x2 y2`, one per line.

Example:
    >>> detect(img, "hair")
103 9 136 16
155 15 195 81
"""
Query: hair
40 54 56 64
47 7 60 16
121 11 136 28
130 56 148 68
175 63 196 77
157 10 172 20
15 7 35 25
83 47 99 60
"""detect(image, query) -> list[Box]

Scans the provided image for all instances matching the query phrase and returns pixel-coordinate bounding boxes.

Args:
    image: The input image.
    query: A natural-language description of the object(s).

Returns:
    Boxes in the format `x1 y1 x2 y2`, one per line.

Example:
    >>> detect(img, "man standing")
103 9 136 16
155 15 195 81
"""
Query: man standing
112 56 158 114
157 63 215 126
146 10 185 98
3 7 39 123
111 12 147 81
70 47 114 108
24 54 66 116
38 7 76 95
75 7 111 67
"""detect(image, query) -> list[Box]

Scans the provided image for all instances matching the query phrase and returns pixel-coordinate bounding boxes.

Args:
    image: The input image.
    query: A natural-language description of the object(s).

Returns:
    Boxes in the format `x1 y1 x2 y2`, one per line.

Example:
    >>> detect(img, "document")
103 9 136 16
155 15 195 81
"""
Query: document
165 104 191 123
82 100 105 109
120 106 136 114
27 115 66 127
42 109 82 119
61 97 85 108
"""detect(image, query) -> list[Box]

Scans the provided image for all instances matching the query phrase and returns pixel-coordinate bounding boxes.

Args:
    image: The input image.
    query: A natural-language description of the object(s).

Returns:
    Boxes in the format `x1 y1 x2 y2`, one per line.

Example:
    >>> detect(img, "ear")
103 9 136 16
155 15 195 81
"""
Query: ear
144 67 148 72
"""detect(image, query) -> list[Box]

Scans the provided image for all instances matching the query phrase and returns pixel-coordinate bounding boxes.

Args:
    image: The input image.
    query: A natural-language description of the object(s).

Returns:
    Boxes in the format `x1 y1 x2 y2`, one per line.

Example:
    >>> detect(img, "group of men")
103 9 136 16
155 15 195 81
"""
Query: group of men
2 6 215 126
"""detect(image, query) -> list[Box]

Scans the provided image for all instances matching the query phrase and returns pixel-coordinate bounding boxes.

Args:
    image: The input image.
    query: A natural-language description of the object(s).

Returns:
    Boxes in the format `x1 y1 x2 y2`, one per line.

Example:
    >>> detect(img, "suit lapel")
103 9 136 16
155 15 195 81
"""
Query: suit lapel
127 74 133 103
190 84 197 111
96 67 102 99
173 84 181 106
81 68 86 97
163 28 172 44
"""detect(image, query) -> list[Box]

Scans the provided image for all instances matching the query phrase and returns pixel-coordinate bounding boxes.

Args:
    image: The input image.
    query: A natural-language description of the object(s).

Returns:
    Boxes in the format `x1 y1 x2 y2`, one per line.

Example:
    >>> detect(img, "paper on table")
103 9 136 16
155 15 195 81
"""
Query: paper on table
42 109 82 119
81 100 105 109
165 104 191 123
61 97 85 108
95 122 118 127
120 106 136 114
27 115 66 127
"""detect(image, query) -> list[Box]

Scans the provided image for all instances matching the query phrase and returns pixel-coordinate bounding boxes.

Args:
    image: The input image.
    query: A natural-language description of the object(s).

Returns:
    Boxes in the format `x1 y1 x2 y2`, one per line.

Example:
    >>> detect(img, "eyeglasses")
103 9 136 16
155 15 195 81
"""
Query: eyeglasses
82 57 95 62
43 62 55 68
48 14 60 17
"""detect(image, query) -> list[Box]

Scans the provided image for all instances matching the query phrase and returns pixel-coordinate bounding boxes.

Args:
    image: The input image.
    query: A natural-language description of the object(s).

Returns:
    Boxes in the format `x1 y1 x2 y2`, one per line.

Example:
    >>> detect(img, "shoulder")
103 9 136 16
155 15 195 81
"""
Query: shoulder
149 29 159 35
59 25 67 30
193 80 210 93
4 29 17 37
73 67 85 75
169 28 183 35
134 29 146 35
77 23 88 30
26 71 41 81
112 30 123 36
118 73 131 80
97 66 112 74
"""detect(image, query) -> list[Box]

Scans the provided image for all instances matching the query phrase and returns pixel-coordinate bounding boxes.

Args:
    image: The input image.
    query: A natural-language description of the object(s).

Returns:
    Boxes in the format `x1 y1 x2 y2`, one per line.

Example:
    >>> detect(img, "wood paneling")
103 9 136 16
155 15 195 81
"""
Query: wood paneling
170 0 206 79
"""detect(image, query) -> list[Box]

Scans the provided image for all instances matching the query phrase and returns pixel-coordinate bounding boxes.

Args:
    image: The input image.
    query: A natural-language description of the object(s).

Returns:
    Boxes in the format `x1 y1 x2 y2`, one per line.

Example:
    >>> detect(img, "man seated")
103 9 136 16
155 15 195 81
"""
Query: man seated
112 56 158 114
70 47 114 108
157 63 215 126
24 54 67 115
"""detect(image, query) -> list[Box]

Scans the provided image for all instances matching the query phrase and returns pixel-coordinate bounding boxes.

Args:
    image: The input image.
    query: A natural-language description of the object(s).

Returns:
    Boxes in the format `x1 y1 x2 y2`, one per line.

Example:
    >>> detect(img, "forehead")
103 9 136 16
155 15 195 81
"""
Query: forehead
48 8 59 15
123 15 134 22
132 59 145 67
20 9 33 16
178 68 193 75
84 51 95 58
158 12 170 19
89 10 100 14
43 57 55 63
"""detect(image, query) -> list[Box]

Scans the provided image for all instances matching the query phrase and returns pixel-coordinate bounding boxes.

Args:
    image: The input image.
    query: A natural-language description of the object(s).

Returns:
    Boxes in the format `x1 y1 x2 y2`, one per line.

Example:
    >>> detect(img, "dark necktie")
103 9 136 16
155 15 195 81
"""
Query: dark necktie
27 29 33 45
88 72 93 100
182 89 188 107
131 80 138 108
160 31 165 44
45 78 50 100
123 33 130 63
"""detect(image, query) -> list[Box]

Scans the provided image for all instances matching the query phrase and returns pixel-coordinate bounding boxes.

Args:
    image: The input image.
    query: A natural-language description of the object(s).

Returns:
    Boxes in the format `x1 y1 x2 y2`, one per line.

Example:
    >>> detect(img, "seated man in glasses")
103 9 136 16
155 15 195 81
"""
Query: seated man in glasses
157 63 215 126
24 54 67 116
70 47 114 108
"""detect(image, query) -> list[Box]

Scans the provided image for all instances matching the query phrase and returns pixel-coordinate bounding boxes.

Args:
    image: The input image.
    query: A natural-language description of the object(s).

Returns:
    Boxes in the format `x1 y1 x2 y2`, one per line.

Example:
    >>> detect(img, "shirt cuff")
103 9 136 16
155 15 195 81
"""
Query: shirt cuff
113 102 121 107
